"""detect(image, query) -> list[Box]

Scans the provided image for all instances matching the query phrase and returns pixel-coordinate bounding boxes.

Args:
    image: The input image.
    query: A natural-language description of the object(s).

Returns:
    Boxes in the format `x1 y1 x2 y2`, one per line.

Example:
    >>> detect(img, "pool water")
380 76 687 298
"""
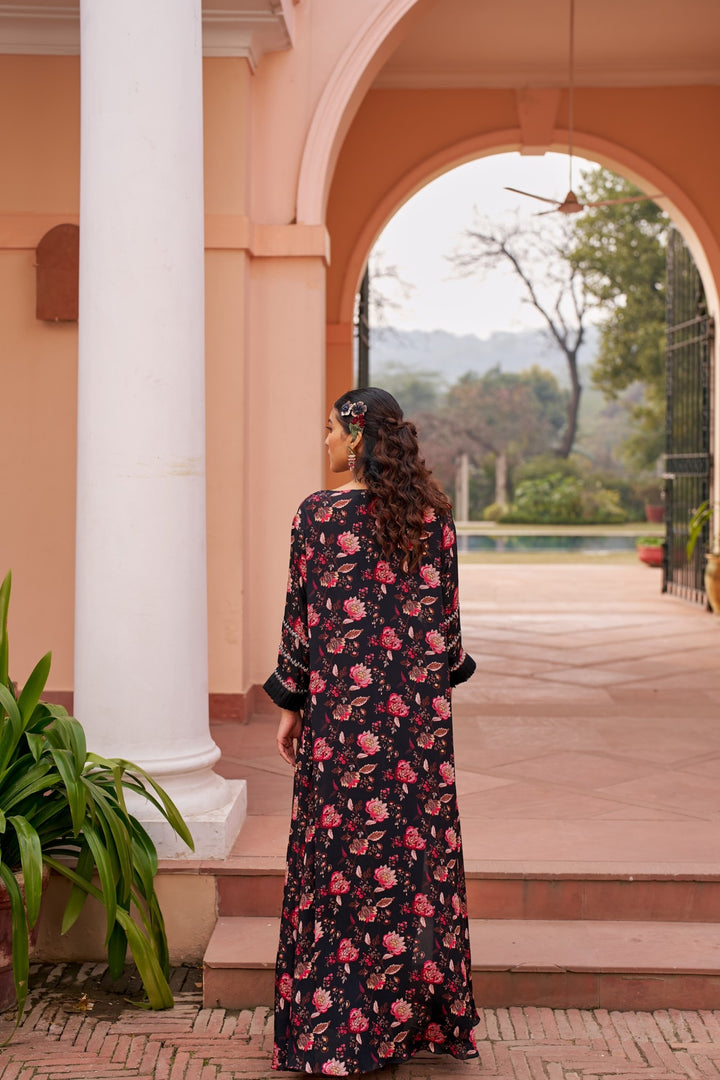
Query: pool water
458 534 640 554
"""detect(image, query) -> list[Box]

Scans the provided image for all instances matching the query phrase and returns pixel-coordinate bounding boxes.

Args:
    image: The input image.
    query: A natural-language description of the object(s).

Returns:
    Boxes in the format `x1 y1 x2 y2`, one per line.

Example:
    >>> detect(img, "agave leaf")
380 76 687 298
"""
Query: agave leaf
48 748 86 836
0 571 11 689
87 754 194 851
83 782 132 904
107 920 128 981
0 684 22 743
16 652 51 727
1 761 56 811
45 715 86 774
43 855 174 1011
0 860 29 1038
81 823 118 942
7 816 43 928
25 732 44 764
60 842 94 933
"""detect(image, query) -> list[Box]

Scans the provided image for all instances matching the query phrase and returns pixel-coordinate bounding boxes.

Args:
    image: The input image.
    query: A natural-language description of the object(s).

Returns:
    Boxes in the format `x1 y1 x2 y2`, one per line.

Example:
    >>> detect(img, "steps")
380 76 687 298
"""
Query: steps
203 868 720 1011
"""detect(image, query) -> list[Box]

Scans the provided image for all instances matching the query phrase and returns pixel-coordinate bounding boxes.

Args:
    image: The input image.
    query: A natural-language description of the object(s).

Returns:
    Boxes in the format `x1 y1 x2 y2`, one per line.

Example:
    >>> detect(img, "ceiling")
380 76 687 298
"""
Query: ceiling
374 0 720 89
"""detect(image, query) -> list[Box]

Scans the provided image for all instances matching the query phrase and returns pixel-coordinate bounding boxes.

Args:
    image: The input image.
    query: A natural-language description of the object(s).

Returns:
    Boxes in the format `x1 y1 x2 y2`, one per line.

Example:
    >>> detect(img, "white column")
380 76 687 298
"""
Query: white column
75 0 245 857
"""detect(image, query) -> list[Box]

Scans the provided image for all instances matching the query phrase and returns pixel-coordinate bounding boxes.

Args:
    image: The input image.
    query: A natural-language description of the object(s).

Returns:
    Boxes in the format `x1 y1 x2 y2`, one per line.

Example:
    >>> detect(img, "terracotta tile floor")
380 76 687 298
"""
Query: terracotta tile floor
214 563 720 876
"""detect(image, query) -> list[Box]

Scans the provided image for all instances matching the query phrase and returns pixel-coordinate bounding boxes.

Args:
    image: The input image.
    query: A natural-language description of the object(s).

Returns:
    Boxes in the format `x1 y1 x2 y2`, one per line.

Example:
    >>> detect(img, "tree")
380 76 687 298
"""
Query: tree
416 367 567 510
449 217 595 458
570 169 669 469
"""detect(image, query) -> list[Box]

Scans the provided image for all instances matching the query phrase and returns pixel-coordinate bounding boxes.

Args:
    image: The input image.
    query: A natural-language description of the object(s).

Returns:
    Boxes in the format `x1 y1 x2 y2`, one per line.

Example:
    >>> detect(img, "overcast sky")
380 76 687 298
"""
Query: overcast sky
372 151 600 340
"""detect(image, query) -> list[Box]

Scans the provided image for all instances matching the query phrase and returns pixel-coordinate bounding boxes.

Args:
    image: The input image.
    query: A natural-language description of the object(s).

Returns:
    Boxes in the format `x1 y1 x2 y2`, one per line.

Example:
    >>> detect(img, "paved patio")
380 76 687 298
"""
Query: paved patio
220 563 720 876
4 562 720 1077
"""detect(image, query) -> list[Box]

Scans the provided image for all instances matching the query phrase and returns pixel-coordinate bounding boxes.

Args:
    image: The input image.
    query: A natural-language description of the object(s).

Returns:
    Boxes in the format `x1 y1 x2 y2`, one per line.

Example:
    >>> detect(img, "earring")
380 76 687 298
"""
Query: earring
347 446 357 471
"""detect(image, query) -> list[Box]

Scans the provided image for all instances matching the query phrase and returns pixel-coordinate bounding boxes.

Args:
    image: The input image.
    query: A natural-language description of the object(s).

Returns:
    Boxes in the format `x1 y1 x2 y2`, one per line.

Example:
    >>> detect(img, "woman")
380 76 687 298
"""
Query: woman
264 387 478 1076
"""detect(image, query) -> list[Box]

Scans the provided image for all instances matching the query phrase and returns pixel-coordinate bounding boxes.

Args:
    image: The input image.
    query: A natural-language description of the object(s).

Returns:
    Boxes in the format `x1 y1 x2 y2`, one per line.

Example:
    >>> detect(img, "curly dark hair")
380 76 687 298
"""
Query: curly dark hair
334 387 451 572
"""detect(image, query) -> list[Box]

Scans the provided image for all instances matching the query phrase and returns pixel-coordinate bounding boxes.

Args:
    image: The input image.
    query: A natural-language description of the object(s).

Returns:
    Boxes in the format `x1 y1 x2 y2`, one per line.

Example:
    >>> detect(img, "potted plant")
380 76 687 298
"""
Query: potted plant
0 570 194 1037
686 501 720 614
635 535 664 567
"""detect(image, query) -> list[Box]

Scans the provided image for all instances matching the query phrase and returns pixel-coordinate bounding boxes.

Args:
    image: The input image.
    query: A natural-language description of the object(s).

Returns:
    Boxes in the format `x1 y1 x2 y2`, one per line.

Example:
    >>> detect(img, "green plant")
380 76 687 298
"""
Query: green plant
687 501 719 560
635 536 664 547
0 570 194 1036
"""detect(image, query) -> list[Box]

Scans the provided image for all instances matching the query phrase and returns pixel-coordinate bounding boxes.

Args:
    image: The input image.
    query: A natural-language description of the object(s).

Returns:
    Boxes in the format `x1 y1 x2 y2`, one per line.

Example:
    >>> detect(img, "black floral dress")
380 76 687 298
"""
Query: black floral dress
264 488 478 1076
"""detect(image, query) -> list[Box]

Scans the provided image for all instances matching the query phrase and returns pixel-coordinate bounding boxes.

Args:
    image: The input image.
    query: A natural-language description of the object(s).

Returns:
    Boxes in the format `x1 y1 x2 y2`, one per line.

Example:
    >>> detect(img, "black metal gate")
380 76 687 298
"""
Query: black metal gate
663 229 714 603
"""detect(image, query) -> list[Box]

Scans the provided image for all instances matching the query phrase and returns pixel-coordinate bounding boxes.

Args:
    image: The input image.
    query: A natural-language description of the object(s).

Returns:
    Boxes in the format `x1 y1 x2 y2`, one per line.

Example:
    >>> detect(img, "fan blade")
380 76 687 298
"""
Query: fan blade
504 187 561 206
585 195 662 208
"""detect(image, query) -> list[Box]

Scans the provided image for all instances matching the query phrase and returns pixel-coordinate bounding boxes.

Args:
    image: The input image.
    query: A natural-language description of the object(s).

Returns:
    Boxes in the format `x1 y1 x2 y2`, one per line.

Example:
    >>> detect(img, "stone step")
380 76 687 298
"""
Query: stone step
203 915 720 1012
215 866 720 923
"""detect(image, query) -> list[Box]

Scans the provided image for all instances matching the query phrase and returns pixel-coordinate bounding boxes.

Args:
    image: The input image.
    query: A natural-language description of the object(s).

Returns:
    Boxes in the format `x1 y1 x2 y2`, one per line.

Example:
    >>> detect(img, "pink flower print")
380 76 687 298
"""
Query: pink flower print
433 695 451 719
409 665 427 682
420 565 440 587
425 630 445 653
277 973 293 1000
380 626 402 650
403 826 426 850
343 596 366 621
425 1022 446 1043
387 693 409 717
417 732 434 749
382 932 406 956
379 1042 395 1058
395 760 417 783
320 804 342 828
349 663 372 687
452 893 466 916
337 938 359 962
350 838 368 855
341 770 361 788
445 827 460 851
333 703 351 722
403 599 421 617
348 1008 370 1033
320 571 338 587
312 988 333 1013
327 637 345 653
357 731 380 755
374 865 397 889
298 554 308 582
322 1059 348 1075
292 513 301 530
450 998 467 1016
294 961 311 979
439 761 455 784
442 523 455 549
309 672 326 694
433 864 449 882
313 737 332 762
391 999 413 1022
366 973 386 989
412 893 435 917
365 798 388 822
423 508 437 523
315 506 333 522
293 617 307 641
425 798 441 816
338 531 360 554
307 604 320 627
297 1033 314 1051
329 871 350 895
358 903 377 921
421 960 444 985
374 561 396 584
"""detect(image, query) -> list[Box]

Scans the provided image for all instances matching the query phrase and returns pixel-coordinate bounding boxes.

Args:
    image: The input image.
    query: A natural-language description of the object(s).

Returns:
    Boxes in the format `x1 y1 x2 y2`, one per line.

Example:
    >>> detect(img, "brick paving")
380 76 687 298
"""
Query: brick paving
3 964 720 1079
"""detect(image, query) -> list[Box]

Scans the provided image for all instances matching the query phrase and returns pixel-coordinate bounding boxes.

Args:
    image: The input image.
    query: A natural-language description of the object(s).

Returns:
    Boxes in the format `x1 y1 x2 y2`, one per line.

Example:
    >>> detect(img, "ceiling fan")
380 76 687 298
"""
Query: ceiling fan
505 0 661 215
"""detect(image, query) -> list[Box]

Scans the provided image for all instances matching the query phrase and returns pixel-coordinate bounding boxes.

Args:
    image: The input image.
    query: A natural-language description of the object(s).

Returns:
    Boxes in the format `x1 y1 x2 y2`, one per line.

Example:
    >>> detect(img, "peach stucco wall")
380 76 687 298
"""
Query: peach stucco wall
3 2 720 705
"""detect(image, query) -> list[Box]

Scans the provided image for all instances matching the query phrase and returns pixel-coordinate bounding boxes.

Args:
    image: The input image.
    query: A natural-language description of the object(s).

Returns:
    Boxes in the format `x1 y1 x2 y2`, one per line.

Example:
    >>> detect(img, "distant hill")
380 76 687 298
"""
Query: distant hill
370 325 599 388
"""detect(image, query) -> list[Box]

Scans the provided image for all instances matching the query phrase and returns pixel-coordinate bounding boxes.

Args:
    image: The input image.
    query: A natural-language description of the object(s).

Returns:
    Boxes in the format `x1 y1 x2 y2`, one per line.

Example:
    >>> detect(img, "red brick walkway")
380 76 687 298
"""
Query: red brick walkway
3 963 720 1079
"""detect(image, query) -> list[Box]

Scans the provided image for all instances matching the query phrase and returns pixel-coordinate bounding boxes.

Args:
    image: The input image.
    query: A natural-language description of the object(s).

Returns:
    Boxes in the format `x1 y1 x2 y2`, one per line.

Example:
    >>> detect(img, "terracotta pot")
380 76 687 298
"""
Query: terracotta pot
645 504 665 524
0 869 47 1013
637 544 663 567
705 553 720 614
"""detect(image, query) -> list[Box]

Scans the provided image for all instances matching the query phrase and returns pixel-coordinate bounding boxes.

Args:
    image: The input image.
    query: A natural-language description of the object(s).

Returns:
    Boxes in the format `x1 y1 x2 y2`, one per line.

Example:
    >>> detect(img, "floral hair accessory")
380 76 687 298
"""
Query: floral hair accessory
340 400 367 439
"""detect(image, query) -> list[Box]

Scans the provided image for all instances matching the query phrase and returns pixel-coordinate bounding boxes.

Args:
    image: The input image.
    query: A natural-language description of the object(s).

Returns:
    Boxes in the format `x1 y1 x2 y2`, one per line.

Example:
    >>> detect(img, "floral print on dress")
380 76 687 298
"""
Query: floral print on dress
264 489 478 1075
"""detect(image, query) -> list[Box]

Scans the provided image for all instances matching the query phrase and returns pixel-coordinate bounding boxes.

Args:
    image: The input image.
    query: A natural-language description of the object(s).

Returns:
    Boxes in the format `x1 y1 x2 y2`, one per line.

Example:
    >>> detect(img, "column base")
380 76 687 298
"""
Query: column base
132 776 247 860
